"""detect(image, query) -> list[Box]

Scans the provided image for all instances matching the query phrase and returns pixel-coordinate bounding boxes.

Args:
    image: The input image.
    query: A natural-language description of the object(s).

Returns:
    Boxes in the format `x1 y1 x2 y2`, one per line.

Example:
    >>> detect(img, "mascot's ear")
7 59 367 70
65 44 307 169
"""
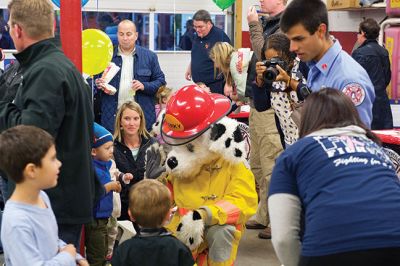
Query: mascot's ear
209 117 248 163
151 109 166 138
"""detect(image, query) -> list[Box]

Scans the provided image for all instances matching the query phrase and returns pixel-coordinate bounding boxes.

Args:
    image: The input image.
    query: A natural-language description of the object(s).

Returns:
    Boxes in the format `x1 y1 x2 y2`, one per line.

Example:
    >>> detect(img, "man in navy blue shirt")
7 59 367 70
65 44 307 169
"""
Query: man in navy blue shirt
184 10 231 95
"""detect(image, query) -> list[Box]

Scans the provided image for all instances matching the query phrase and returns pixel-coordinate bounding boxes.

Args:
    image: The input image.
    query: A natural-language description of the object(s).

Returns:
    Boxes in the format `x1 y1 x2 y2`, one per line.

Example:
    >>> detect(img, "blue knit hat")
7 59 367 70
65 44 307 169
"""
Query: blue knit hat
93 122 113 148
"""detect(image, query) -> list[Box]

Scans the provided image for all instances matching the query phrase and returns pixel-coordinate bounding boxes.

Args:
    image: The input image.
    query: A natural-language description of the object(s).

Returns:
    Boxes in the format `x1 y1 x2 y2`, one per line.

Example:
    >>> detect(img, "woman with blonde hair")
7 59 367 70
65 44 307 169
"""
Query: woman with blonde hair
113 100 158 220
209 42 253 100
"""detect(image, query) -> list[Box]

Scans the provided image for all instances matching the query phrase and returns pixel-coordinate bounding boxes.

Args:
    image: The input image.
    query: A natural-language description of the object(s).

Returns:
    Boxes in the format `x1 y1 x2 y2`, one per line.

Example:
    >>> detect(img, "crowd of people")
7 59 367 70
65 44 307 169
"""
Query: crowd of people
0 0 398 265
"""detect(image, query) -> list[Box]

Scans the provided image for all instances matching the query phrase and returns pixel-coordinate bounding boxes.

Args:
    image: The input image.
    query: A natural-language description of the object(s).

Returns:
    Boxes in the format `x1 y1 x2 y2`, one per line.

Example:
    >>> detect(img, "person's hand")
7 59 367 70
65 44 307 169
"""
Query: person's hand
224 83 233 97
230 93 239 101
113 181 122 193
275 65 291 85
247 6 259 23
255 61 267 87
60 244 76 258
131 80 144 91
185 65 192 81
123 173 134 184
77 259 89 266
95 78 106 90
198 84 211 94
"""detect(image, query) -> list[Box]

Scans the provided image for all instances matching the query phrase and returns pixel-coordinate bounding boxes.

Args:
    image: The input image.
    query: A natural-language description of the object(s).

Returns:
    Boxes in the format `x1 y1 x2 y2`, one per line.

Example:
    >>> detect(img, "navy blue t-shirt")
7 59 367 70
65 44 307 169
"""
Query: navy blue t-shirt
270 134 400 256
191 26 230 88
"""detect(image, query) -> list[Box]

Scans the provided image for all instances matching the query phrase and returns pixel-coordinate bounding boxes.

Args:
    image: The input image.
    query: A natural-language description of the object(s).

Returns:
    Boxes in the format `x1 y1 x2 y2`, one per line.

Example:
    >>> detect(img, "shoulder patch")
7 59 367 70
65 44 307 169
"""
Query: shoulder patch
342 83 366 106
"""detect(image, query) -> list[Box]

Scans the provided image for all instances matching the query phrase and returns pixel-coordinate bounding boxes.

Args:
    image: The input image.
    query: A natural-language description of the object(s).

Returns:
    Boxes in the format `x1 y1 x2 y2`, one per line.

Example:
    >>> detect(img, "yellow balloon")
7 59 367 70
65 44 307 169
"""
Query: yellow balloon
82 29 113 76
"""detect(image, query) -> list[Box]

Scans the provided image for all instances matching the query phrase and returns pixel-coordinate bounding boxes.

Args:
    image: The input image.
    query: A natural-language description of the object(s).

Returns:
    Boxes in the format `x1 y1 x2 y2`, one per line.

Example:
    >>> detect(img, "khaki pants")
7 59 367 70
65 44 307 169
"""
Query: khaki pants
249 108 283 226
106 216 118 257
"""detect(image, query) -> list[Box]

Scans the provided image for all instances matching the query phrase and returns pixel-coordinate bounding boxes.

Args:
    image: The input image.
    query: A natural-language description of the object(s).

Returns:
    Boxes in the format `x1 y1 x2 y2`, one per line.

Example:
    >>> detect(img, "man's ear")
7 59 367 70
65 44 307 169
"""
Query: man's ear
91 148 97 157
12 23 23 39
317 23 328 39
163 209 172 225
23 163 37 180
128 209 135 222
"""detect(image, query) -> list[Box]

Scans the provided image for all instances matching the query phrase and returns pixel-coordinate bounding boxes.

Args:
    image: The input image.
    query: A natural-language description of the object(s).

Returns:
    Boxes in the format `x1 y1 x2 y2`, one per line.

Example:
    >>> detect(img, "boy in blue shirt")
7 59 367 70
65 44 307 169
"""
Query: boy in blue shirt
0 125 89 266
85 123 125 266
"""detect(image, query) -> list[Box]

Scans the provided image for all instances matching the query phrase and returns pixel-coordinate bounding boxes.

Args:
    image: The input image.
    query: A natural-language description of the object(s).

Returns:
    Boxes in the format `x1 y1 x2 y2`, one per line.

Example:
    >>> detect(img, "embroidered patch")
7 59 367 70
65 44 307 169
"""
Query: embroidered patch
342 83 366 106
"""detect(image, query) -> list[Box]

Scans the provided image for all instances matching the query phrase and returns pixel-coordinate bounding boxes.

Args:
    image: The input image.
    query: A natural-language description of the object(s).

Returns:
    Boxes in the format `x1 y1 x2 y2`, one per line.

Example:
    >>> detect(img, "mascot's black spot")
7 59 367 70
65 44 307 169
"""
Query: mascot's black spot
186 143 194 153
233 127 243 143
210 123 226 141
193 211 202 220
167 157 178 169
189 237 194 245
177 223 183 232
235 148 242 157
155 121 159 126
225 138 232 148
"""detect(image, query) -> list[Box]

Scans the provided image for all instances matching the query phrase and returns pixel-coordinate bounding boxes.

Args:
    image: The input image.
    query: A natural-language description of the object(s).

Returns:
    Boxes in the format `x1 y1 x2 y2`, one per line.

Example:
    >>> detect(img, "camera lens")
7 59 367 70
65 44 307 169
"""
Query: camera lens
263 67 278 82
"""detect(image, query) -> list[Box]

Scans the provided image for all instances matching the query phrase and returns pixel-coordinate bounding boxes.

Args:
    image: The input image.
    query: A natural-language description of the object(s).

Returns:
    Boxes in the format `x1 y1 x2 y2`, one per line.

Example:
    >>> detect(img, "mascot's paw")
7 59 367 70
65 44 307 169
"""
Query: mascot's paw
209 117 248 163
144 142 166 179
176 211 204 251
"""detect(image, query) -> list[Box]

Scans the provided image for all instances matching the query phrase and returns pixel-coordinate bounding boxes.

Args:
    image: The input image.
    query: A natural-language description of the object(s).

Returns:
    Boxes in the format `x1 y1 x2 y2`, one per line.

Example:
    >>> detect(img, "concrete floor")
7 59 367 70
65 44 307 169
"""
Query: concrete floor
0 228 281 265
236 228 281 266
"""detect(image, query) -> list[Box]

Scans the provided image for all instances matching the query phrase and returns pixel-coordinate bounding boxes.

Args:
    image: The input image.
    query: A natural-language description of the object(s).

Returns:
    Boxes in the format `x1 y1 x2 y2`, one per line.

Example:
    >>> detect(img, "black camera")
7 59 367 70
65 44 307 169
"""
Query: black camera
298 83 312 99
261 57 288 82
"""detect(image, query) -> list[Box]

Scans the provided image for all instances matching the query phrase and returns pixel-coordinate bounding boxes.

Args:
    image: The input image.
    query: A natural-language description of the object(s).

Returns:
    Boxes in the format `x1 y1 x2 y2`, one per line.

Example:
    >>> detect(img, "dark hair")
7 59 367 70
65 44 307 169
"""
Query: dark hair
0 125 54 183
359 18 380 40
280 0 329 36
299 88 380 144
186 19 193 28
261 33 296 66
193 9 212 24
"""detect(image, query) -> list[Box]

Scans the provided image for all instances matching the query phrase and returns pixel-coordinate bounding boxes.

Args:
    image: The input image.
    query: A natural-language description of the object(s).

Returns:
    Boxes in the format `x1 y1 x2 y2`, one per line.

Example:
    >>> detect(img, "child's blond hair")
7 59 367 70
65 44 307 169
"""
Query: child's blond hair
129 179 171 228
156 86 173 105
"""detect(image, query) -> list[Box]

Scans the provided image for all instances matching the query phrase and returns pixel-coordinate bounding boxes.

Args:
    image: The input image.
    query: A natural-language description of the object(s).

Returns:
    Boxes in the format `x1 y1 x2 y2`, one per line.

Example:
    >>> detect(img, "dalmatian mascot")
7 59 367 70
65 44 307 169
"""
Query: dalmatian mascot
148 84 257 266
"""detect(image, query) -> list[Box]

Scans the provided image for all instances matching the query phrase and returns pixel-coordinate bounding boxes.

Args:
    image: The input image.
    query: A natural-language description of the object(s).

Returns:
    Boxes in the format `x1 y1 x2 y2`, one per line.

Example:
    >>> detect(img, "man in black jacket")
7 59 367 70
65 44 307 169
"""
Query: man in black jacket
0 0 102 250
352 18 393 129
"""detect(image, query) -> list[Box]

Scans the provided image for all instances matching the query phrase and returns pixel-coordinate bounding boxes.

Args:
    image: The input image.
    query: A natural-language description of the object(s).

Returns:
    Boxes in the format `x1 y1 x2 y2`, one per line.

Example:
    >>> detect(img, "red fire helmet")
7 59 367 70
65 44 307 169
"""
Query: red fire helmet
162 84 231 139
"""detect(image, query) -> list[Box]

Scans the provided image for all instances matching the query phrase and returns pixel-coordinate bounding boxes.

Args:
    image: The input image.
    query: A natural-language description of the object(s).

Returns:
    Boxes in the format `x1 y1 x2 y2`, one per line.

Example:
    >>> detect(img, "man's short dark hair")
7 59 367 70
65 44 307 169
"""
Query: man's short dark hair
280 0 329 35
0 125 54 183
193 10 212 24
359 18 380 40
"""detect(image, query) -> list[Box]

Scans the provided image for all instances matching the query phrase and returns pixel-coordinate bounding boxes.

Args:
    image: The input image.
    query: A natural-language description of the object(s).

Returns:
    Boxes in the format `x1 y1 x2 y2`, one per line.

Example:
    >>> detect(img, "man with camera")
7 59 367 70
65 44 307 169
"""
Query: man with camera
243 0 288 240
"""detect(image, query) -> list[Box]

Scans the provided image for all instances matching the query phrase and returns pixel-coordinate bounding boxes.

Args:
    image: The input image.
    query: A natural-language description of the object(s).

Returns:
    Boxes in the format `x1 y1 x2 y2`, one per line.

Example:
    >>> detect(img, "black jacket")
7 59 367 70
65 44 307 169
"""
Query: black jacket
0 38 102 224
352 39 393 129
112 227 194 266
113 135 156 220
0 61 22 103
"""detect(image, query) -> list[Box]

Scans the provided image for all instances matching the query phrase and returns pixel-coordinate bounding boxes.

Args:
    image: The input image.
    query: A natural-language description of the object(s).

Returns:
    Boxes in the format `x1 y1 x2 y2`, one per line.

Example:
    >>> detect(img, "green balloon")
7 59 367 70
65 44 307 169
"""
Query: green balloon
213 0 235 10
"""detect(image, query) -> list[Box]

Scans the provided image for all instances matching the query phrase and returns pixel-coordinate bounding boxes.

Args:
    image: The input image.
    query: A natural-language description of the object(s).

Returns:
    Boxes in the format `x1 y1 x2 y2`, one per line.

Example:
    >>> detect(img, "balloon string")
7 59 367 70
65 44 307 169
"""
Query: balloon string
91 75 94 108
94 0 99 29
173 0 176 53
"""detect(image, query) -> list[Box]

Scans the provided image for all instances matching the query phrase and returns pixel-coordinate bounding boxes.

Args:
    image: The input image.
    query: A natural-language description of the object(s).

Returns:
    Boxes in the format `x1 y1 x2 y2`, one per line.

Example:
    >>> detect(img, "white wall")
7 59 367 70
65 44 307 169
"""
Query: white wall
157 51 191 90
